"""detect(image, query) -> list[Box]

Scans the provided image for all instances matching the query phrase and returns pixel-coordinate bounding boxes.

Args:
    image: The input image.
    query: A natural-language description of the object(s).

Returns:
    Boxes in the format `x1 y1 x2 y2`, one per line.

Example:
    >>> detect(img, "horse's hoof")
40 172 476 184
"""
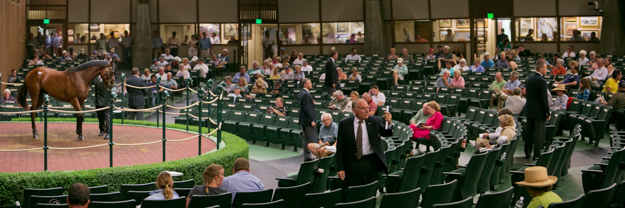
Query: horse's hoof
78 136 85 141
33 135 39 139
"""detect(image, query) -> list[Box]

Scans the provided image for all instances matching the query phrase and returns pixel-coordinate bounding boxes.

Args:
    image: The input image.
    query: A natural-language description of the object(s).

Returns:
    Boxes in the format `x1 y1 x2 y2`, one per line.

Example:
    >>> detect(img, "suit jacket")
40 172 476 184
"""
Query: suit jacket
325 58 338 87
92 76 111 106
126 75 146 107
337 116 393 176
298 89 316 126
523 72 550 120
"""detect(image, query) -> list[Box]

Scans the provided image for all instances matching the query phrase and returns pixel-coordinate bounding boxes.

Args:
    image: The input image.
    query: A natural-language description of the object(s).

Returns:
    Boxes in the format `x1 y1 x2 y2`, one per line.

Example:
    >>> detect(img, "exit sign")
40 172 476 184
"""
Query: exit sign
43 19 50 24
487 13 494 19
256 19 262 24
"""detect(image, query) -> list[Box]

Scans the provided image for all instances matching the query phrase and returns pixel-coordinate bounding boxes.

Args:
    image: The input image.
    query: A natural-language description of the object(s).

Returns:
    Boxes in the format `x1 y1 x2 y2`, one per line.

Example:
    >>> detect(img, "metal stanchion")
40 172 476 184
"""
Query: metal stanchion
205 79 214 135
161 90 170 162
43 94 49 171
216 82 226 150
197 88 205 156
156 77 161 128
109 91 116 167
185 78 193 131
121 73 126 124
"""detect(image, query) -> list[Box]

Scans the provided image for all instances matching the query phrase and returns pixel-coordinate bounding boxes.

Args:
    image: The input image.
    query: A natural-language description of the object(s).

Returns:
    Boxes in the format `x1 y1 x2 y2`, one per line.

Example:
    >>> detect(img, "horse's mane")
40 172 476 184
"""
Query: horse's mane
66 60 111 72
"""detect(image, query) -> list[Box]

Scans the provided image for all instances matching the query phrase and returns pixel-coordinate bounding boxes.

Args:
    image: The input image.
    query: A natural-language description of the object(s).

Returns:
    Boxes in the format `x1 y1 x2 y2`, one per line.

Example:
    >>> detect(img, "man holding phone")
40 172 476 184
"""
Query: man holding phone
267 97 287 116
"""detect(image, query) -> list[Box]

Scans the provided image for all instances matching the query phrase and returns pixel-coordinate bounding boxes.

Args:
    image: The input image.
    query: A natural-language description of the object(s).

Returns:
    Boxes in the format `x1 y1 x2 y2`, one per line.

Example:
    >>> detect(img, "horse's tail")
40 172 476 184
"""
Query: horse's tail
17 83 29 110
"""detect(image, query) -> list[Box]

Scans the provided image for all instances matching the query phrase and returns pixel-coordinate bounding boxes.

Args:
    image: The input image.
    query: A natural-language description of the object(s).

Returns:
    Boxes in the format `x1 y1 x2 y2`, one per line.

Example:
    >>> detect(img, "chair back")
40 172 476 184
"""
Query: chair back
334 196 377 208
343 180 378 203
312 155 335 193
302 188 343 208
187 192 233 208
174 179 195 188
431 196 473 208
474 187 514 208
421 179 458 208
241 199 284 208
458 151 489 199
89 192 121 202
141 197 187 208
22 187 64 208
88 199 136 208
273 182 311 208
417 150 440 191
88 185 109 194
28 195 67 208
548 194 585 208
33 204 67 208
583 183 617 208
379 188 421 208
232 189 274 208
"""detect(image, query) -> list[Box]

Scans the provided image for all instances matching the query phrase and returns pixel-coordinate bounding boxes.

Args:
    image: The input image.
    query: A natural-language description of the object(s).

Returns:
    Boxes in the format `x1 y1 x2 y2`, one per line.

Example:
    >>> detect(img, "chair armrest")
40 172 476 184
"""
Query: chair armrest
386 174 401 178
275 178 294 181
510 170 525 175
443 172 462 181
581 169 604 174
458 165 467 169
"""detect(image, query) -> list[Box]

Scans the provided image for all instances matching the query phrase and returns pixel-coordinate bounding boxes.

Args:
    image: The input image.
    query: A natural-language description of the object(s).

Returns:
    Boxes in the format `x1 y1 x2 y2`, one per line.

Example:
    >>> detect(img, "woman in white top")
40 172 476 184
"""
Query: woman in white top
343 91 359 112
578 50 590 66
348 67 362 82
301 60 313 75
140 68 152 80
264 63 275 76
176 65 190 80
453 58 469 72
188 35 198 57
181 58 191 70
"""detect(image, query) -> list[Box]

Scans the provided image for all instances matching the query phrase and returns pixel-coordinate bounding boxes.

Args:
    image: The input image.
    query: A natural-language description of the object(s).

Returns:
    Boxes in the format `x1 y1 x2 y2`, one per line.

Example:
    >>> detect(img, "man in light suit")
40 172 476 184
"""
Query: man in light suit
523 60 551 160
325 51 339 94
337 99 393 187
126 68 147 120
298 78 318 161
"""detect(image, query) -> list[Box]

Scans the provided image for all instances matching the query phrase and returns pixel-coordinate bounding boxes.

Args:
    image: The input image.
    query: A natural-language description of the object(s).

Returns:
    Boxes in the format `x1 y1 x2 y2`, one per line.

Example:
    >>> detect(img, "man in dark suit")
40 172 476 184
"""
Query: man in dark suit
325 51 339 94
523 60 551 160
126 68 147 120
298 78 318 161
93 75 113 140
337 99 393 187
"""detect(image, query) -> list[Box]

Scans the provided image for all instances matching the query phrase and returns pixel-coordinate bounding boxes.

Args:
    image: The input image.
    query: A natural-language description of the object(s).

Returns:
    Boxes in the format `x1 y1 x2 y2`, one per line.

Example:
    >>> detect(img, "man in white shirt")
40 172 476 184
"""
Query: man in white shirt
261 31 276 60
293 53 306 65
584 58 608 87
344 48 362 63
562 45 576 58
155 67 168 81
301 60 313 75
210 32 220 45
161 48 174 60
403 28 413 42
369 85 386 106
282 30 294 45
194 59 209 79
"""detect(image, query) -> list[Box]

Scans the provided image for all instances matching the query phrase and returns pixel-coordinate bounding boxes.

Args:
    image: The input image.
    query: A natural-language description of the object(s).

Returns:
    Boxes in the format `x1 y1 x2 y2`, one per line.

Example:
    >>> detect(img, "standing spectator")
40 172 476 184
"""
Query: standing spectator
489 72 509 109
523 29 534 41
35 32 45 51
93 74 112 139
167 32 180 56
344 48 361 63
220 158 265 203
53 31 63 56
496 38 511 56
444 29 455 41
469 59 485 72
186 164 228 208
282 30 293 45
562 45 575 58
336 99 393 187
551 85 568 110
589 32 600 41
108 48 121 63
603 69 621 94
328 90 349 111
524 60 551 160
497 29 509 45
121 31 133 64
369 85 386 106
210 32 221 45
126 68 147 120
505 88 527 114
262 31 275 60
392 58 408 85
26 33 39 58
299 78 318 161
583 58 608 87
345 34 357 43
550 59 566 75
308 113 339 159
96 33 108 56
1 89 17 105
403 28 414 42
107 32 120 56
8 69 21 83
144 172 180 201
267 97 287 116
569 30 584 41
480 52 494 68
45 34 52 55
302 34 314 44
67 183 90 208
199 32 212 57
325 51 339 94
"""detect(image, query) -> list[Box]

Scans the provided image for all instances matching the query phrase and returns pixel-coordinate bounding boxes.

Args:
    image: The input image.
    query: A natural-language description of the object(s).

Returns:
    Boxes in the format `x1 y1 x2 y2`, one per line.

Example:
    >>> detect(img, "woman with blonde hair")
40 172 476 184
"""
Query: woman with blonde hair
141 68 152 80
510 49 521 61
348 67 362 82
144 172 179 201
476 114 516 149
506 55 518 70
237 78 249 93
387 48 398 61
181 58 191 70
186 164 227 208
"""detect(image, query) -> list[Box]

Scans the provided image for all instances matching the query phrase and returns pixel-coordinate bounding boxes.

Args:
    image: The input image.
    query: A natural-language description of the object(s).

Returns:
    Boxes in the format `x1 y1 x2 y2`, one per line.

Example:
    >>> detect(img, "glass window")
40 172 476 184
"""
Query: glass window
301 23 320 44
88 24 130 44
394 20 431 42
515 18 557 42
222 23 238 44
432 19 470 42
279 27 296 45
159 24 197 46
68 24 89 44
560 16 602 41
322 22 364 44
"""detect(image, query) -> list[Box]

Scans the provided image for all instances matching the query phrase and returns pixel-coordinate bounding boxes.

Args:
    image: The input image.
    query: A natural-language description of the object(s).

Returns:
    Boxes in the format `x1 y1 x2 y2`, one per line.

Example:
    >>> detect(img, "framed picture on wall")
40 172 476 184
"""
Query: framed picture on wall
476 19 488 28
455 31 470 41
536 18 557 40
519 18 533 36
564 22 578 36
223 24 238 40
439 19 452 28
565 17 577 22
439 30 448 41
456 19 470 28
337 22 349 34
351 22 364 34
580 17 599 27
581 30 599 41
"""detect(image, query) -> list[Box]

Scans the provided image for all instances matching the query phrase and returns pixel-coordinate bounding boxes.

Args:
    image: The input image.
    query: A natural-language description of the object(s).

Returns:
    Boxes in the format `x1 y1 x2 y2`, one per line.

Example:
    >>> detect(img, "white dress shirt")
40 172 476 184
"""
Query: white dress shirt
591 67 608 81
563 51 576 58
372 92 386 105
354 118 372 155
210 37 220 45
194 63 209 77
301 65 313 75
293 58 306 65
345 54 362 63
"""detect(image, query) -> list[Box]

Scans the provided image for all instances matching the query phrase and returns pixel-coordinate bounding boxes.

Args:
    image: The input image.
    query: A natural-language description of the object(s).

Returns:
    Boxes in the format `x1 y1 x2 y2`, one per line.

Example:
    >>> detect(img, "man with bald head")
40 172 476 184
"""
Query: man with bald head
362 93 377 116
410 103 432 125
337 99 393 187
161 72 178 90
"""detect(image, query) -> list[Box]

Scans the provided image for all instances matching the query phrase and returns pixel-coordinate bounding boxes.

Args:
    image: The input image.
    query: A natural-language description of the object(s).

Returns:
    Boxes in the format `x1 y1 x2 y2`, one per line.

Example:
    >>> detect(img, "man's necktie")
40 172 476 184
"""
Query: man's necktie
356 120 363 160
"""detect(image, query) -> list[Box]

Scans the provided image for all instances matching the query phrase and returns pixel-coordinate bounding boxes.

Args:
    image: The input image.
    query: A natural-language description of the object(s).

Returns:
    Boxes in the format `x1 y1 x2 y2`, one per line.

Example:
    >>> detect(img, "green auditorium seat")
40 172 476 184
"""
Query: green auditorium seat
272 182 311 208
251 114 275 145
288 118 304 151
142 197 186 208
582 148 625 193
583 183 617 208
119 182 156 199
379 188 421 208
34 204 67 208
222 110 246 134
277 159 319 187
343 181 378 203
444 151 489 200
416 149 441 191
385 154 426 193
334 196 376 208
266 116 289 148
29 195 67 208
469 89 492 109
475 187 514 208
173 179 195 188
548 194 585 208
312 155 335 193
187 193 233 208
567 102 594 134
431 143 454 185
432 196 473 208
232 189 274 208
237 112 262 141
490 142 510 188
302 188 343 208
89 192 121 202
241 199 284 208
477 147 502 194
124 191 151 205
21 187 64 208
583 106 612 147
420 179 458 208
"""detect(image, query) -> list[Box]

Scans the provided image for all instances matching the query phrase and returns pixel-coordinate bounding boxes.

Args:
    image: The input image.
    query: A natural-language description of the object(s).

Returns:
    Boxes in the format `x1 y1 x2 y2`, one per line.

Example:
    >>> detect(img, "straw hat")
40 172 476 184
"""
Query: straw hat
397 58 403 63
515 166 558 187
551 84 567 92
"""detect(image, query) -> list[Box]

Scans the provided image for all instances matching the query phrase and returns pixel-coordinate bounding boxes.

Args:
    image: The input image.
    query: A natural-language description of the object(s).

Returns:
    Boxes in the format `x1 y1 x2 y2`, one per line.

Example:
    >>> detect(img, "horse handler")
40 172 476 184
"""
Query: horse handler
93 75 112 140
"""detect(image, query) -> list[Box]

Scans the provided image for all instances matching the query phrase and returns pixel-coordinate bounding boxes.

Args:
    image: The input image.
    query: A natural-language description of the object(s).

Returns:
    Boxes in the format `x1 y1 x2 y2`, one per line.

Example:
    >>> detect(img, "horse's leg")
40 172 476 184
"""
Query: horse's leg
70 98 84 141
29 89 43 139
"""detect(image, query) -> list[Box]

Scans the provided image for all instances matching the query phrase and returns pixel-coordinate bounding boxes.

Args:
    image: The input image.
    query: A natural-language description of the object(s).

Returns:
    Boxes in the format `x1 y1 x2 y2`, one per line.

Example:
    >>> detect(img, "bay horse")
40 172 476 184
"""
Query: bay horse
17 60 116 141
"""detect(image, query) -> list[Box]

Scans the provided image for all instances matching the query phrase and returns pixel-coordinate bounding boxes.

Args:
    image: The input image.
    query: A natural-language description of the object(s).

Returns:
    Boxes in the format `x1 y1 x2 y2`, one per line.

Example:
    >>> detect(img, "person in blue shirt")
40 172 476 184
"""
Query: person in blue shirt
480 52 494 69
438 58 454 77
151 31 164 59
199 32 212 58
220 158 265 203
143 172 180 201
308 113 339 159
232 66 250 83
469 59 485 72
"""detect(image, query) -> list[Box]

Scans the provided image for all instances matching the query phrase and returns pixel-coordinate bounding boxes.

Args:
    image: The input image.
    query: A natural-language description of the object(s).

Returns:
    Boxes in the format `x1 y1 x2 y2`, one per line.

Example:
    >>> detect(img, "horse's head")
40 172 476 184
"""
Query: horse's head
100 61 116 89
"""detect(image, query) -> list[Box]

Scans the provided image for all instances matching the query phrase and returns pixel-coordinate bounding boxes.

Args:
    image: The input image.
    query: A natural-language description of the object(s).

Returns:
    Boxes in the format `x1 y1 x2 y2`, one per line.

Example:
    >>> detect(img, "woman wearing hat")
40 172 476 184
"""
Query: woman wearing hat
516 166 562 208
251 78 267 94
476 114 516 149
392 58 408 85
551 85 568 110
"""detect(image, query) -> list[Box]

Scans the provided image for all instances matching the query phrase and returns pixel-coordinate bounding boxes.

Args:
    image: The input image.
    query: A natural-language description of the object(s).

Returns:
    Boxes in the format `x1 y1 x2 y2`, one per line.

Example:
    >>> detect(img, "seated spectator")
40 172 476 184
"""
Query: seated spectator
190 56 199 69
170 57 181 69
569 30 584 41
161 72 178 90
293 53 306 65
301 61 312 75
263 63 275 76
578 50 589 66
362 93 377 116
606 57 615 76
250 78 267 94
2 89 17 104
337 67 347 80
194 59 209 79
155 67 167 81
222 76 237 93
387 48 398 61
273 57 283 68
345 48 361 63
435 70 453 90
247 61 264 76
158 56 168 66
551 85 568 110
161 48 174 59
59 50 73 62
176 65 190 81
233 66 251 83
599 81 625 108
438 59 455 77
108 48 120 62
477 114 516 149
494 71 521 109
583 58 608 87
562 45 576 58
481 52 494 68
469 59 485 72
348 67 362 82
141 68 152 80
343 92 359 113
510 49 521 61
516 166 562 208
369 85 385 106
506 56 518 70
265 97 287 116
186 164 228 208
489 72 508 109
409 103 432 126
268 68 281 80
220 158 264 203
505 88 526 114
603 69 621 94
452 46 464 62
217 49 230 70
452 69 465 88
283 65 306 81
415 34 428 42
555 61 580 87
280 65 293 76
577 79 591 101
410 101 443 150
67 183 90 208
438 45 454 61
308 113 338 159
41 50 52 60
228 88 243 98
144 172 179 201
150 59 162 70
328 90 349 111
400 48 414 63
181 58 191 70
28 56 44 66
425 48 436 60
495 52 507 68
453 58 469 72
209 53 220 65
550 59 566 75
392 58 408 85
236 78 249 93
8 69 21 83
588 51 598 68
77 49 88 59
